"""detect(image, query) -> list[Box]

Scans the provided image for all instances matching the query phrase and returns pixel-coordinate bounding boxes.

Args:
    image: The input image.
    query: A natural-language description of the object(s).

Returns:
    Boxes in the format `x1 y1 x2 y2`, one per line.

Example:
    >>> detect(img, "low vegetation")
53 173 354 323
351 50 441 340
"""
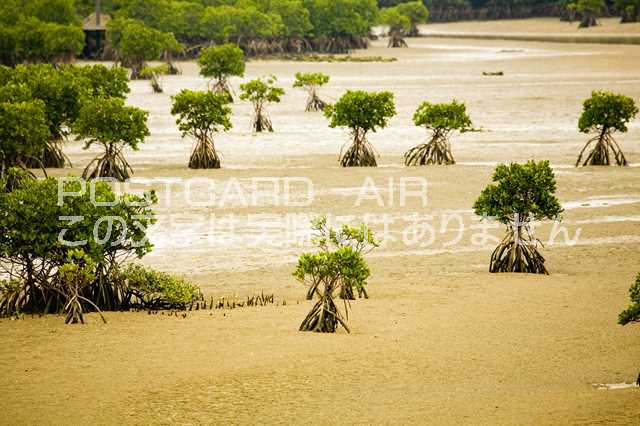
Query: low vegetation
404 100 473 166
254 54 397 62
325 90 396 167
474 160 563 274
576 91 638 167
120 264 201 310
0 173 158 322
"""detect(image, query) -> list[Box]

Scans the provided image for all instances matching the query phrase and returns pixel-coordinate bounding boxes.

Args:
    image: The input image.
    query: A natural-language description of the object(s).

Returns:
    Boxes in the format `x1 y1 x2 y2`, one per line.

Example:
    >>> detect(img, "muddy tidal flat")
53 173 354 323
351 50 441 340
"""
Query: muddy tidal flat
1 18 640 425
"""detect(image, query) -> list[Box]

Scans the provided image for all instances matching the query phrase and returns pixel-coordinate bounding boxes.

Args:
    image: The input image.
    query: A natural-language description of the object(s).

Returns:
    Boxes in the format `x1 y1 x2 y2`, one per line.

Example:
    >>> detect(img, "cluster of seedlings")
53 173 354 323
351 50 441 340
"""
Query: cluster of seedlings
294 217 378 333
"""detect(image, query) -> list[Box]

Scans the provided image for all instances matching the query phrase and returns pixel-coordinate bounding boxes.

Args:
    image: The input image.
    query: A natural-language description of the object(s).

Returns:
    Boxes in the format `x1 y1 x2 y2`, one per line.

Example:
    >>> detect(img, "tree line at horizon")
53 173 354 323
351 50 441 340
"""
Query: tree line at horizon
1 0 639 67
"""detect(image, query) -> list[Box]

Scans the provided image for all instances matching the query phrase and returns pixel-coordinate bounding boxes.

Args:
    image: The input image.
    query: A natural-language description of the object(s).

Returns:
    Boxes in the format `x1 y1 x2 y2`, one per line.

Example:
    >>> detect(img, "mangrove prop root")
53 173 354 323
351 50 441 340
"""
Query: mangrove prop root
151 76 163 93
404 131 455 166
189 136 221 169
576 130 628 166
252 105 274 132
489 226 548 274
305 90 327 112
22 137 70 169
357 287 368 299
388 33 408 48
299 293 350 333
340 284 356 300
82 146 133 181
340 131 377 167
212 79 234 102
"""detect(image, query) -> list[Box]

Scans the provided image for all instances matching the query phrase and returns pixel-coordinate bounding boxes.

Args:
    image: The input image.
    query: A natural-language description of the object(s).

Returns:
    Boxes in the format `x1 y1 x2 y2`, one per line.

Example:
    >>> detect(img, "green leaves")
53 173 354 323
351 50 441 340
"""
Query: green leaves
0 176 156 265
576 0 604 14
198 44 246 80
578 91 638 134
72 65 130 99
473 160 563 225
122 264 201 307
107 17 180 76
171 89 233 139
380 7 411 33
72 97 150 151
140 64 169 79
294 216 378 291
413 100 473 133
305 0 379 38
240 76 285 105
325 90 396 134
293 72 330 89
396 1 430 25
7 15 84 64
0 99 50 166
619 273 640 325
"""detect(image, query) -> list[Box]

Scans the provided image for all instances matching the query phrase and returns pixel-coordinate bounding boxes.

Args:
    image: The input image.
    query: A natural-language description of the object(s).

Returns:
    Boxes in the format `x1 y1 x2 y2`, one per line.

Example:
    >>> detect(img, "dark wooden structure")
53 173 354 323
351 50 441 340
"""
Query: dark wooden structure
82 10 110 59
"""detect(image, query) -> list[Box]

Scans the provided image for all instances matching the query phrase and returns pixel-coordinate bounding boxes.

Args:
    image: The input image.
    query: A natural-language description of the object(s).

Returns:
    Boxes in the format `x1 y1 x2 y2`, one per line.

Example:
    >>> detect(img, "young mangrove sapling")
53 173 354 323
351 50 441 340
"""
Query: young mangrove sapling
239 76 284 132
576 91 638 167
405 100 472 166
294 217 378 333
293 71 329 112
198 44 246 102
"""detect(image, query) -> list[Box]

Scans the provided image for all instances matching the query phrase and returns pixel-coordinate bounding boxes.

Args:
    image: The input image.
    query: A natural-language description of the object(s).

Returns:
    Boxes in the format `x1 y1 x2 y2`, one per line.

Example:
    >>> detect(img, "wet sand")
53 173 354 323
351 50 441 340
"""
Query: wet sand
1 19 640 425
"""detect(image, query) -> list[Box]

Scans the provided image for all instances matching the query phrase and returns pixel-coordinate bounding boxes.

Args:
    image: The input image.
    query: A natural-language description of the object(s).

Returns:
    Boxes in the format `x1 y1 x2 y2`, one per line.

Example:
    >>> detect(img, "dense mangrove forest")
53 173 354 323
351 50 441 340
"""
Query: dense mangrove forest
0 0 636 66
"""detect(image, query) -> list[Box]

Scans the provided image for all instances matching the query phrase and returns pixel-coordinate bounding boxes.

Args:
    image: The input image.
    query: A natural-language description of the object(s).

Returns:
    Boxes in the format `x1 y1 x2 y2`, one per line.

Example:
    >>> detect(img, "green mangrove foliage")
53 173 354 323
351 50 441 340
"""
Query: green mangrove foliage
73 97 150 181
0 173 157 321
107 17 181 79
473 160 563 274
239 76 285 132
0 64 131 175
575 0 604 27
198 44 246 102
325 90 396 167
0 97 50 178
616 0 640 22
294 217 378 333
73 65 131 99
576 91 638 167
3 65 83 168
110 0 379 54
380 1 429 46
404 100 472 166
380 7 411 47
171 90 233 169
0 0 84 65
293 72 330 112
396 1 430 35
